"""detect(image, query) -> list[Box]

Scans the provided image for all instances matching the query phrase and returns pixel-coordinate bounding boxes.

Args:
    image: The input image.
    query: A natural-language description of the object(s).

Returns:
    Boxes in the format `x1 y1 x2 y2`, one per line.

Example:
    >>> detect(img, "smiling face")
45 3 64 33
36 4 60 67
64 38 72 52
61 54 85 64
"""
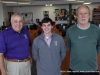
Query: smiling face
41 21 53 36
77 6 90 25
11 15 23 33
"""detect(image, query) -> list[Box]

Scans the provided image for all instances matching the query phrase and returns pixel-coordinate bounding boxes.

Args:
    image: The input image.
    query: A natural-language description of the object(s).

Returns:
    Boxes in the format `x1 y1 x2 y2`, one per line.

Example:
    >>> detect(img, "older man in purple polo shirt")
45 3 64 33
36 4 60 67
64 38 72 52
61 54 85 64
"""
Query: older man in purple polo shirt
0 13 32 75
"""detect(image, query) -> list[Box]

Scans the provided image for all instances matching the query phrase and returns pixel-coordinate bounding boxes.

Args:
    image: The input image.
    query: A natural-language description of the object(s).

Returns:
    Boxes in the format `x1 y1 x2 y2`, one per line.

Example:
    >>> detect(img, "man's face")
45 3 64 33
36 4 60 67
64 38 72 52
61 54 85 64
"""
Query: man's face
77 6 90 25
11 16 23 33
41 22 53 35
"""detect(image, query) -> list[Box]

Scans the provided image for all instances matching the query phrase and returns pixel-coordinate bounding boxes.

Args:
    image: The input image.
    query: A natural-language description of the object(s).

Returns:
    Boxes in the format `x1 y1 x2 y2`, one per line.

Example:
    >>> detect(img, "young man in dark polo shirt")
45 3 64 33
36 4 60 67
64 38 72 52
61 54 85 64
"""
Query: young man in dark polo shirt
32 18 66 75
0 13 32 75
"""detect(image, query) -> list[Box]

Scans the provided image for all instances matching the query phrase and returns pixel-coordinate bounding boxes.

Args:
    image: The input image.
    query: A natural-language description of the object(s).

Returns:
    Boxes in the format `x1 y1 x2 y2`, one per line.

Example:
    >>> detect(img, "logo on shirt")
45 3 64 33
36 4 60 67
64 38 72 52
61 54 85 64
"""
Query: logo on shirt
54 41 57 46
24 34 28 39
78 36 87 39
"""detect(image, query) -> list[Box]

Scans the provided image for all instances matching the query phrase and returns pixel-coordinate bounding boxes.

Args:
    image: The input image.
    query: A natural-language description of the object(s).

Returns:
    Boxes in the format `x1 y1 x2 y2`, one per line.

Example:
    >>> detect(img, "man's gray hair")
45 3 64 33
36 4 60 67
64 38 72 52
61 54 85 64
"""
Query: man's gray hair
76 5 90 16
11 13 23 22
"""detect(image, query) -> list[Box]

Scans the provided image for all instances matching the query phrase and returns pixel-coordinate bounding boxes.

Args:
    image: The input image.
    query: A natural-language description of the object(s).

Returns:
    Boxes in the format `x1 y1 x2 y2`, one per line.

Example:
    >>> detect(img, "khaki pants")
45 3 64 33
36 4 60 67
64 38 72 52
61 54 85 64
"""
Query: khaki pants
5 59 31 75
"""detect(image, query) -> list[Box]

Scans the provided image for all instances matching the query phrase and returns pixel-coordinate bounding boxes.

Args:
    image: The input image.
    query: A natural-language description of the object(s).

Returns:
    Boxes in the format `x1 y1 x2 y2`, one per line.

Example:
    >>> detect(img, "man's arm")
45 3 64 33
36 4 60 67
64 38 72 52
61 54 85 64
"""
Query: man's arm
66 29 71 51
32 39 39 62
0 33 7 75
97 28 100 54
60 37 66 61
29 46 33 67
0 53 7 75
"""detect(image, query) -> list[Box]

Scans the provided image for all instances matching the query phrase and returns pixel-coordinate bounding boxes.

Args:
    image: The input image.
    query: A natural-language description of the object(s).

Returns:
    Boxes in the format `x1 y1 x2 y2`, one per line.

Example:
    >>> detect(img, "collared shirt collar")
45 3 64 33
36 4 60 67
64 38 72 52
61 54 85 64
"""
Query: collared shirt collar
77 23 90 30
40 31 55 40
10 26 24 34
43 33 52 40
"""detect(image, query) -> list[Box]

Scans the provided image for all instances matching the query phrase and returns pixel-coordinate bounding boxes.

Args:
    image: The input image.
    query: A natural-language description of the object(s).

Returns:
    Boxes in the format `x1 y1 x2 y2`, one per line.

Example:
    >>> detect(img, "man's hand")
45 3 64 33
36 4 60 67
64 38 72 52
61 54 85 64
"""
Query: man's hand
0 53 7 75
1 69 7 75
30 57 33 67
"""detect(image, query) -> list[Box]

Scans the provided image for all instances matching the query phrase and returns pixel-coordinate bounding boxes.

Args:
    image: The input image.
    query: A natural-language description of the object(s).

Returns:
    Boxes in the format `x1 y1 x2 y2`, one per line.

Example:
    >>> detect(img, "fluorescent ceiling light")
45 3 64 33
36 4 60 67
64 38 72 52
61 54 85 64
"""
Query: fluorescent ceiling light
45 4 52 6
45 4 48 6
18 2 30 4
2 1 17 3
67 0 76 1
76 0 84 2
83 2 91 4
77 1 84 2
50 4 52 6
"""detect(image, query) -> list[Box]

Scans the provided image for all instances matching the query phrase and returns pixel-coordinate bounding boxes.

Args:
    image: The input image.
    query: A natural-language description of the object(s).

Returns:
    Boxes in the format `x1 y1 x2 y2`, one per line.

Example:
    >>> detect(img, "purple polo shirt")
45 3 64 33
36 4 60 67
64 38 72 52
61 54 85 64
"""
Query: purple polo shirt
0 27 31 60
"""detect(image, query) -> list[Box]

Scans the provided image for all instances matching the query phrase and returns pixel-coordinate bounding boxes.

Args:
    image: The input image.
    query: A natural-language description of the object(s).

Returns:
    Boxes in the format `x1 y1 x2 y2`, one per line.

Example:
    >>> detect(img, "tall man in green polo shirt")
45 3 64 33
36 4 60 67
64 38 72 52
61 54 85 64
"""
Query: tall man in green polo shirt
66 5 100 75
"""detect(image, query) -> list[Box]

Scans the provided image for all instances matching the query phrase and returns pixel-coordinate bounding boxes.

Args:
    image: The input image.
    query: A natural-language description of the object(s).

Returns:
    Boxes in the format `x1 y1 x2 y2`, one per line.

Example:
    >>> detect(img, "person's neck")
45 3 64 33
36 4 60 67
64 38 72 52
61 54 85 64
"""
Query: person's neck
44 32 52 37
78 22 90 28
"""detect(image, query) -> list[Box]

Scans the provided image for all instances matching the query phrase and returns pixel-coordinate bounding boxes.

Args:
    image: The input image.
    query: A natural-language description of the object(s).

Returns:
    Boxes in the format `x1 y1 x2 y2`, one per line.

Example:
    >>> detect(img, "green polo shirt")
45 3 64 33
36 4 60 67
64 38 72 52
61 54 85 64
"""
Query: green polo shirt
66 24 100 71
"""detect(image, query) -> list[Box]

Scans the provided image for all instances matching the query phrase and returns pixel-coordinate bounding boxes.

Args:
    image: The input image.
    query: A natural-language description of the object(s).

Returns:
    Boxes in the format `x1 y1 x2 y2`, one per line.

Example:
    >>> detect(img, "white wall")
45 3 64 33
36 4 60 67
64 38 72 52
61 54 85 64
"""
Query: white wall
0 3 4 26
2 4 13 26
0 3 13 26
12 4 100 24
13 5 69 23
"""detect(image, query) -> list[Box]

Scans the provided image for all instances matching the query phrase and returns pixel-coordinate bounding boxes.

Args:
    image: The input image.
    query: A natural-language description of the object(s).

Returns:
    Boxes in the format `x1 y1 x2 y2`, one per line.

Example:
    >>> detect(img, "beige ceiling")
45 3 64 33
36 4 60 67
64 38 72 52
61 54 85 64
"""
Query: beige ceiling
0 0 100 6
2 0 29 1
1 0 100 2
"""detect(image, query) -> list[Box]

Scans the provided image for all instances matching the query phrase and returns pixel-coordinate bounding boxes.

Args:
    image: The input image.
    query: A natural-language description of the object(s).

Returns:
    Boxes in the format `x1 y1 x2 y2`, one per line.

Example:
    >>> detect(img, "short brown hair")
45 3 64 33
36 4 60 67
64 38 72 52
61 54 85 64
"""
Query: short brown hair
41 18 53 26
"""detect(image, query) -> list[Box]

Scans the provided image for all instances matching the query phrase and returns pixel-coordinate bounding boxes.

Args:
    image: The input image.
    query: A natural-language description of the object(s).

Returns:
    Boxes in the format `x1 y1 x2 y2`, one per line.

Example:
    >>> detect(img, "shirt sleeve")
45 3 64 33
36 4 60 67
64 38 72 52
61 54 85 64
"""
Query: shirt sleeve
60 37 66 61
66 29 71 51
32 39 39 62
97 28 100 54
0 33 6 53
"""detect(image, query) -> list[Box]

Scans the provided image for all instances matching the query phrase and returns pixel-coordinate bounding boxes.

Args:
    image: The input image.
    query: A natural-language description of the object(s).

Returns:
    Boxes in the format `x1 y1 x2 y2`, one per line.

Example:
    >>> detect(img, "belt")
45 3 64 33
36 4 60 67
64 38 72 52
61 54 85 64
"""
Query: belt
5 57 30 62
